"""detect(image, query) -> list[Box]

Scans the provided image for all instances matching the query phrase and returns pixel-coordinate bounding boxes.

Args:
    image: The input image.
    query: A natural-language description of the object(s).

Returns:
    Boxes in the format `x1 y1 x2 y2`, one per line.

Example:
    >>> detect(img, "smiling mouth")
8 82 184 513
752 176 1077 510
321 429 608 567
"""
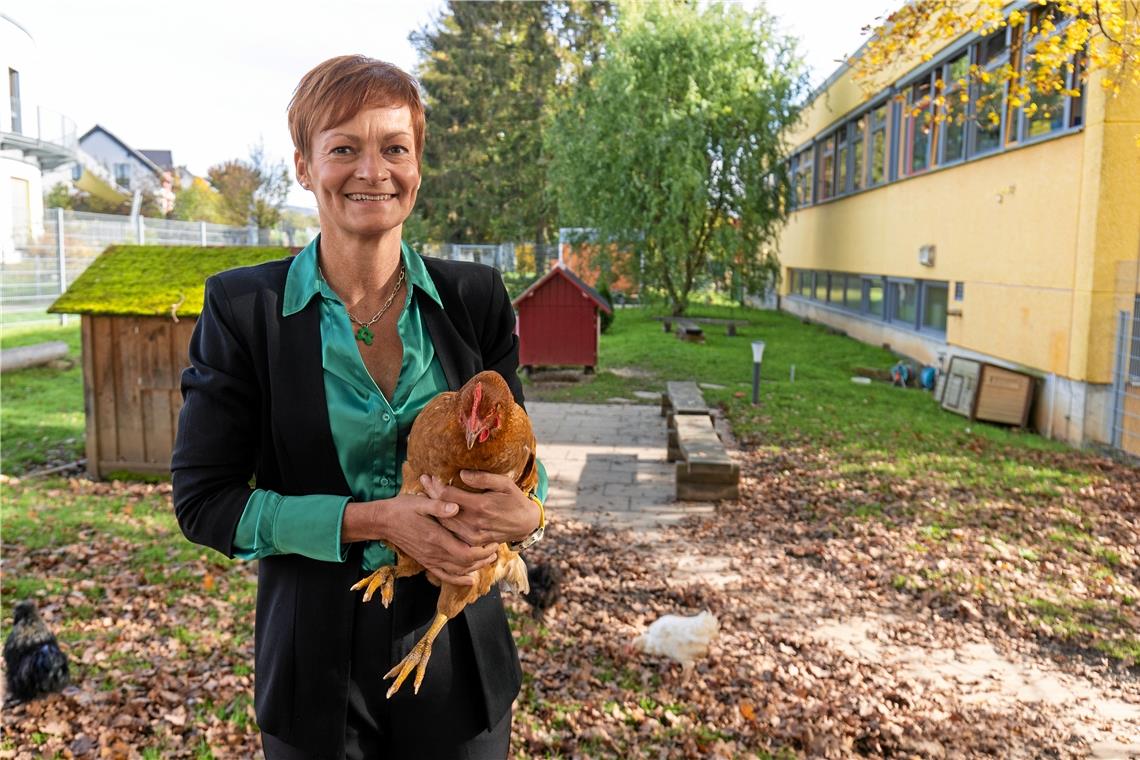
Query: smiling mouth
346 193 396 201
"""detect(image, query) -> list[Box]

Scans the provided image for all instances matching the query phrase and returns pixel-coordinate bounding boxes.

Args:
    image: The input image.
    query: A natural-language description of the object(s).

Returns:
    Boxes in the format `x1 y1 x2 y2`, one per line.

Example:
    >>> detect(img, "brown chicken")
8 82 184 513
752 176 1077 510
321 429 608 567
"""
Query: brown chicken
350 369 538 697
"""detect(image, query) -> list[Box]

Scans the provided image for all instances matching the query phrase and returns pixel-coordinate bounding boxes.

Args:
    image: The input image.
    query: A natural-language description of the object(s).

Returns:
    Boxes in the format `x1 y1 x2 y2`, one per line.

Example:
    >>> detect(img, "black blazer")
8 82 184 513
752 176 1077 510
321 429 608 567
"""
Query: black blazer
171 255 525 754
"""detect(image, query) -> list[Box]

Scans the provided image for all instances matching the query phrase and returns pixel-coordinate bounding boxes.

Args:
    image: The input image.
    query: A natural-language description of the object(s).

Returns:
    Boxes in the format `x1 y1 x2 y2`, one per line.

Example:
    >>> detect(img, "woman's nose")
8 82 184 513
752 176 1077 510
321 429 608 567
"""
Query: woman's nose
354 150 389 183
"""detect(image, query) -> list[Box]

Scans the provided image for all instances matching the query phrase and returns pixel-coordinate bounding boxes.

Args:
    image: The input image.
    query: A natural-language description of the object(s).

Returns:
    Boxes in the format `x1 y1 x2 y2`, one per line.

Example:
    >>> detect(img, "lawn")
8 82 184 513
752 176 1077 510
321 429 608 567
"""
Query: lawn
1 303 1137 757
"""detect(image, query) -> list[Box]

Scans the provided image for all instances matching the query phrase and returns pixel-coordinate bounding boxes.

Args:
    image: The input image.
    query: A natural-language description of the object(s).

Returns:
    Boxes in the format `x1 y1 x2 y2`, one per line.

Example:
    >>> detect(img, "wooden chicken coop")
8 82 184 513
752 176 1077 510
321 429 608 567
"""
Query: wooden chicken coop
49 245 294 479
511 263 612 372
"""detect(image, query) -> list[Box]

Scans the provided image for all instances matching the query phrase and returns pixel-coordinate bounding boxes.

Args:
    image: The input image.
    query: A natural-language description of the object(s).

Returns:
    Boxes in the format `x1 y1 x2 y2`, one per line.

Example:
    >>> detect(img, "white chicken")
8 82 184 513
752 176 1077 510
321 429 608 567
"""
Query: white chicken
632 611 719 670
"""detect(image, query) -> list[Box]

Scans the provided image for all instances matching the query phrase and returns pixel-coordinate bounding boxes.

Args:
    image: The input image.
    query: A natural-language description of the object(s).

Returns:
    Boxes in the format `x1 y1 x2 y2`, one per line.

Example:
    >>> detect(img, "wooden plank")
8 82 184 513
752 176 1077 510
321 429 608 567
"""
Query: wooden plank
675 416 734 468
91 316 119 477
114 318 146 465
975 364 1033 427
142 389 174 465
81 317 101 479
665 381 707 415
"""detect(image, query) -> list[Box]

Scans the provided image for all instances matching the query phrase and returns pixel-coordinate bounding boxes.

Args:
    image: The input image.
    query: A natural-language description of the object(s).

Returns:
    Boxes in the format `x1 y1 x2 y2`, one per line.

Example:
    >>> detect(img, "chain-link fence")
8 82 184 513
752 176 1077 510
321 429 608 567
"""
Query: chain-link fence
1109 304 1140 457
1 209 284 326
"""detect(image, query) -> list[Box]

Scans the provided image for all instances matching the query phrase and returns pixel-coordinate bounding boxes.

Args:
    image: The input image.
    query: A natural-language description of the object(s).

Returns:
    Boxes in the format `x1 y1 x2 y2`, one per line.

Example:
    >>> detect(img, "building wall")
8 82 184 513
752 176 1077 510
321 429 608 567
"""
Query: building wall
778 23 1140 447
80 131 159 195
1 15 45 261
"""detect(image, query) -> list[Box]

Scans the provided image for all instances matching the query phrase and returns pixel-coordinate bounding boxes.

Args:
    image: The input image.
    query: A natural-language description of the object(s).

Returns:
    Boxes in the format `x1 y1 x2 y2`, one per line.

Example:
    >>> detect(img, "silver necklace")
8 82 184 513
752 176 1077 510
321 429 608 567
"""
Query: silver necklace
320 263 406 346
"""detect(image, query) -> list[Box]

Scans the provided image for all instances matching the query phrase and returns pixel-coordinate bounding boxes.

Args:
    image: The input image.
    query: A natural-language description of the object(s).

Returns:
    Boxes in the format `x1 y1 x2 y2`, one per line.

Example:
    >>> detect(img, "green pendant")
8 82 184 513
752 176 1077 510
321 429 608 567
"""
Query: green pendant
355 325 374 345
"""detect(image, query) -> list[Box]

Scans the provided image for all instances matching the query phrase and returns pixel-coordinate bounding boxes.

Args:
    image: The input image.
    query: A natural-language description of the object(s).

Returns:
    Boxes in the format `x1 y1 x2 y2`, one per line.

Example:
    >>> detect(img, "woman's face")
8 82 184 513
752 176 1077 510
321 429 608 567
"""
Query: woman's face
295 104 421 241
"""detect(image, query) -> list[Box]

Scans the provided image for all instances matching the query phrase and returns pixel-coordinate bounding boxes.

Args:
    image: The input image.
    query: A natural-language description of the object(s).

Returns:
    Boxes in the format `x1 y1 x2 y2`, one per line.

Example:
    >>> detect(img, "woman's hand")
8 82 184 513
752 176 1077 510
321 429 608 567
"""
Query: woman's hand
423 471 541 547
342 495 498 586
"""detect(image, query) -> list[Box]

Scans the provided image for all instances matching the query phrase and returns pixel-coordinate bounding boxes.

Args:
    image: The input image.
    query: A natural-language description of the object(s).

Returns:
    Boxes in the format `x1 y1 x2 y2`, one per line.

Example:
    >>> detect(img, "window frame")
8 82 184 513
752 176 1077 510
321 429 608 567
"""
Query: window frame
8 68 21 135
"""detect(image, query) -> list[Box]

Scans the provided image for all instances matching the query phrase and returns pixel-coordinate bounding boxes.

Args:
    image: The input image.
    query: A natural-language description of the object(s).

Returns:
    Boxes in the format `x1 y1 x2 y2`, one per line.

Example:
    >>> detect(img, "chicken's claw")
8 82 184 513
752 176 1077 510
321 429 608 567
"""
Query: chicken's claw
385 612 448 698
350 566 396 606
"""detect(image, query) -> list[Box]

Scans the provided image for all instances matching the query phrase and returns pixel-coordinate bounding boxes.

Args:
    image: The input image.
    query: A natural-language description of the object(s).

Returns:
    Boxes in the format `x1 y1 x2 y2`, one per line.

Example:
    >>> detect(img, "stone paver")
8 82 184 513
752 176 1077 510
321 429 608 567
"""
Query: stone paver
529 401 717 530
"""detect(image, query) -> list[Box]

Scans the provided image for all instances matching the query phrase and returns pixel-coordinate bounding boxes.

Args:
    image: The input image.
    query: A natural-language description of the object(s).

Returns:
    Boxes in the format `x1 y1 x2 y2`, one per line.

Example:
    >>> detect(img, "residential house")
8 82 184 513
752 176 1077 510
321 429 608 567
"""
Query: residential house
79 125 176 214
0 13 77 261
777 2 1139 452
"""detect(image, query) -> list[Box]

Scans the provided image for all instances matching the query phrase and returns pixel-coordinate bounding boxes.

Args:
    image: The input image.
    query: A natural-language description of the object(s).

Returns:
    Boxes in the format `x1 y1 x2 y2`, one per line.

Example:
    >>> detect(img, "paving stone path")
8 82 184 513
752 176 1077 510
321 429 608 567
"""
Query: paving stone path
528 401 716 531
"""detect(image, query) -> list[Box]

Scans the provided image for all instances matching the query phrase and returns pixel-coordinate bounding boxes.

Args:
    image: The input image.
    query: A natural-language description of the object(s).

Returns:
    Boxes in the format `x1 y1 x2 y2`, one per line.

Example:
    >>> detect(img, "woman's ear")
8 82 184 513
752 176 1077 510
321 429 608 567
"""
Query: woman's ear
294 149 310 190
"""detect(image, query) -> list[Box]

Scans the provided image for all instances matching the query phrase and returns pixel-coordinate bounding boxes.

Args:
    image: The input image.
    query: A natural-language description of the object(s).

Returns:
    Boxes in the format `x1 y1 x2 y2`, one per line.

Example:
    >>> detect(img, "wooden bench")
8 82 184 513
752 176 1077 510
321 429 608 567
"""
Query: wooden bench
658 316 747 336
674 415 740 501
660 381 739 500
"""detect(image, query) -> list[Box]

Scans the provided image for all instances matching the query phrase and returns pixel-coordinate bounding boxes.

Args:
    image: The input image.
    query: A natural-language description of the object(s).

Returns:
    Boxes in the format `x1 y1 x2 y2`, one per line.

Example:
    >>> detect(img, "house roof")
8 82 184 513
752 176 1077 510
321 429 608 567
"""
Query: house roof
139 149 174 171
511 263 613 314
49 245 293 318
79 125 165 177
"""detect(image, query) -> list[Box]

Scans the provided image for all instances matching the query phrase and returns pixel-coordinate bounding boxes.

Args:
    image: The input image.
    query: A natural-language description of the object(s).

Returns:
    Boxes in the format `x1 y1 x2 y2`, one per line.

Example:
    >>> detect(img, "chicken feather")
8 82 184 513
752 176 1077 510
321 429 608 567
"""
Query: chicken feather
351 370 538 697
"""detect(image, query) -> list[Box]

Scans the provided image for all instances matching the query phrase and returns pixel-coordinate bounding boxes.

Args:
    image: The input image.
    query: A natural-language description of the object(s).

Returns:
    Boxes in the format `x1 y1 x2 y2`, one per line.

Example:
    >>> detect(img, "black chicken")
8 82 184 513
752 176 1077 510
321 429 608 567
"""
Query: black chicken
3 601 70 703
522 560 563 623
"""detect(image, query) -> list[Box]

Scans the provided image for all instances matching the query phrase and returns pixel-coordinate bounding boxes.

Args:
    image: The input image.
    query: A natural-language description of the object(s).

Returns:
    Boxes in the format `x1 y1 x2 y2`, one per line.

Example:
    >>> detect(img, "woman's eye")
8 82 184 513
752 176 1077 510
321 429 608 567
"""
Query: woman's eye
387 145 409 155
332 146 353 155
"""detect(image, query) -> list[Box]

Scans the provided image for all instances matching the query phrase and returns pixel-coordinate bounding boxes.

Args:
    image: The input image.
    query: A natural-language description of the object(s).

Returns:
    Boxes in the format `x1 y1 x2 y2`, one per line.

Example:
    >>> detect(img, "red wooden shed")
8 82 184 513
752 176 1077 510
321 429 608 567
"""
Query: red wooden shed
511 263 613 371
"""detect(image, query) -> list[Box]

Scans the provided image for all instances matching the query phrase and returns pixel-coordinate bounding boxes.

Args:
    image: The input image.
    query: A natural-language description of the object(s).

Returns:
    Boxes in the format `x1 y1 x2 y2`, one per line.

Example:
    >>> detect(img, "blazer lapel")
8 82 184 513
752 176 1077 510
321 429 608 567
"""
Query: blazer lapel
275 298 352 495
419 292 473 392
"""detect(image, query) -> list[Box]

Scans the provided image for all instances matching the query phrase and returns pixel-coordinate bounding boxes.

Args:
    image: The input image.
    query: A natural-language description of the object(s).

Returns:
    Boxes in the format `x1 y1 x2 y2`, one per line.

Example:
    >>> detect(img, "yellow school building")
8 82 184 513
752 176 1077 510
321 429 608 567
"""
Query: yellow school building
778 5 1140 452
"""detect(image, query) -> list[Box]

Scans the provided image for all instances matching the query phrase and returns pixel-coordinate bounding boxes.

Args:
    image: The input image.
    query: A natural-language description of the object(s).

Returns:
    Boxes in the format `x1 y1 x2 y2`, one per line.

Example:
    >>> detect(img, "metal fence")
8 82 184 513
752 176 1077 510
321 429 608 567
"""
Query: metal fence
1 209 283 326
1 211 562 327
1109 304 1140 457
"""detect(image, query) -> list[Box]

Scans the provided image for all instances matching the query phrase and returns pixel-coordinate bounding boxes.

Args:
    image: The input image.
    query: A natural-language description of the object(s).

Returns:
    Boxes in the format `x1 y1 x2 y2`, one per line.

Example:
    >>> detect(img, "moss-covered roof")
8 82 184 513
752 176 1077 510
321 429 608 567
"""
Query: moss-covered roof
49 245 293 318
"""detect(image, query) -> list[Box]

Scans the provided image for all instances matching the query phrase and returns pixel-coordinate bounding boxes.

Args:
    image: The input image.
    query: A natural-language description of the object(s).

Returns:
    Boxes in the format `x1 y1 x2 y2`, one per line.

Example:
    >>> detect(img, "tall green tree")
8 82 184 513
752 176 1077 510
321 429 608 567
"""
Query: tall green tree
547 1 806 315
412 1 613 244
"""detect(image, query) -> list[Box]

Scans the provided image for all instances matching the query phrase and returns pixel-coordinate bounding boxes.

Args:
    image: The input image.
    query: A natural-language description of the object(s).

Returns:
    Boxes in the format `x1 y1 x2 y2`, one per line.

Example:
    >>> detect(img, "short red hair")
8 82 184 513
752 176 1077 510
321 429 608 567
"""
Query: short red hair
288 55 425 165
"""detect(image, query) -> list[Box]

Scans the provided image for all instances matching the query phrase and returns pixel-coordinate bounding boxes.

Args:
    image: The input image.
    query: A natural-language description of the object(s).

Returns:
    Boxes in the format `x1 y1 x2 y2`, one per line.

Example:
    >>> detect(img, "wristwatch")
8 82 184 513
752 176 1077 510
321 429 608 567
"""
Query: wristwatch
508 492 546 552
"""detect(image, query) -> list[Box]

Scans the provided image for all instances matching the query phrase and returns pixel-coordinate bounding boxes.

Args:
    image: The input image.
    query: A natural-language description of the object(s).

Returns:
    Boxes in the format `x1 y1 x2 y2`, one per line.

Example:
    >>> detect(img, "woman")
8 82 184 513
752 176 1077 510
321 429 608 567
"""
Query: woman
171 55 546 759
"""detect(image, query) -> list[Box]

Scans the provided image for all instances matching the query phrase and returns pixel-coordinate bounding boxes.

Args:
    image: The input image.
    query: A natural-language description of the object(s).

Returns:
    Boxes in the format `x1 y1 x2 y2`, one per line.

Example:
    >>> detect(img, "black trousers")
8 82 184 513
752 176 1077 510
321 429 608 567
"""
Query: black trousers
262 575 512 760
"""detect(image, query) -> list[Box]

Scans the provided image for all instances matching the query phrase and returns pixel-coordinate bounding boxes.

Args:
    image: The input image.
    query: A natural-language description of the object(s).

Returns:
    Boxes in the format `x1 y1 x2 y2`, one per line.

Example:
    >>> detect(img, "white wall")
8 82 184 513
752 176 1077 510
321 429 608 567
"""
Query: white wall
2 15 45 262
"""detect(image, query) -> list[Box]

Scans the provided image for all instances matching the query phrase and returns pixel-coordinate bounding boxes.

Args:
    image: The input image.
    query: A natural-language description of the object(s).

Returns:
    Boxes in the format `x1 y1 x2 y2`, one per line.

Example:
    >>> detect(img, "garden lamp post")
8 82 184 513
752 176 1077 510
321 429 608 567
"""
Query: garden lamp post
751 340 765 405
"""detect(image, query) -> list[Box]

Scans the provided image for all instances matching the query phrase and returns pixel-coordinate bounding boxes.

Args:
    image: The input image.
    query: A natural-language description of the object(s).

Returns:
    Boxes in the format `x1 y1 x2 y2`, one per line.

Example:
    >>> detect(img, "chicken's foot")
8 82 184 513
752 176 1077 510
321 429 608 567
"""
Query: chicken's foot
350 566 397 606
384 611 448 697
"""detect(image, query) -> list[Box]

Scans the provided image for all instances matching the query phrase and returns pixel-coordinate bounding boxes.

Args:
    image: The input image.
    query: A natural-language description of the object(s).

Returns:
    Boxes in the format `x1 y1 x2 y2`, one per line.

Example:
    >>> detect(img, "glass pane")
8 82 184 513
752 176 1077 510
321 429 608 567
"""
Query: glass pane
865 278 885 317
845 276 862 309
923 282 948 332
814 272 828 301
907 80 932 173
1025 80 1066 138
852 117 865 190
802 271 813 296
892 282 918 325
980 33 1006 66
871 129 886 185
802 159 813 205
828 273 843 303
837 144 848 194
943 112 966 162
974 77 1004 153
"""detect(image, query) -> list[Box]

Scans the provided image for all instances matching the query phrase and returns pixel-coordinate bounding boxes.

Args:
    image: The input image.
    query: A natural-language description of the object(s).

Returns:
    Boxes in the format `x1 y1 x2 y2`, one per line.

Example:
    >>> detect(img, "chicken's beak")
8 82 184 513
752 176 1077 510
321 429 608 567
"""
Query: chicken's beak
465 427 478 450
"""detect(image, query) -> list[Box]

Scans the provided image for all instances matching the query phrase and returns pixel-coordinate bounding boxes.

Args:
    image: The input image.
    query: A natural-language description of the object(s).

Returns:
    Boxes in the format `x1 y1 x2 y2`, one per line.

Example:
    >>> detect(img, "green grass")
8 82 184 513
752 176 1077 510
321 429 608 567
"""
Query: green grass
1 323 84 474
525 301 1072 482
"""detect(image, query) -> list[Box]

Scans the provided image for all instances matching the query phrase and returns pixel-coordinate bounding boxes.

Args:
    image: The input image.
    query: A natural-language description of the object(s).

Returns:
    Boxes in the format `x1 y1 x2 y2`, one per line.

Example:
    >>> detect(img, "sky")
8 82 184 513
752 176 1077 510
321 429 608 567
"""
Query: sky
5 0 891 209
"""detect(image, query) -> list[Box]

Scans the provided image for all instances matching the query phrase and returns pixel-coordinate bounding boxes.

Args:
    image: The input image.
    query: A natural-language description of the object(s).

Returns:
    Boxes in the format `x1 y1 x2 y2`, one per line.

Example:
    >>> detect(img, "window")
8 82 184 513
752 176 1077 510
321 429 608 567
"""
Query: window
865 276 885 318
1130 295 1140 380
817 135 836 201
814 271 829 301
954 282 965 301
902 77 933 175
836 128 849 195
8 68 21 135
869 104 888 186
890 280 919 325
922 281 949 332
940 54 969 164
972 30 1009 155
852 115 866 192
844 274 863 309
1021 5 1074 141
114 163 131 188
790 147 813 209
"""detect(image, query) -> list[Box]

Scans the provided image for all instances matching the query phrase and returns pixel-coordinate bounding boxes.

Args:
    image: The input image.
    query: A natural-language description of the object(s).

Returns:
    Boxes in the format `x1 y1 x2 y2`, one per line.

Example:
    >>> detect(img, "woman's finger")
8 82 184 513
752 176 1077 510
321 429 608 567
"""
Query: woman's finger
459 469 513 492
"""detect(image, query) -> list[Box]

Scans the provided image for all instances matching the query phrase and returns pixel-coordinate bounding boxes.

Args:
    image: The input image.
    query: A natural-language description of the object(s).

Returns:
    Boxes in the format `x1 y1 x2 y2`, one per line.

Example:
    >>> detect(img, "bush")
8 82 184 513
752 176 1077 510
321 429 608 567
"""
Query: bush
597 285 615 333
